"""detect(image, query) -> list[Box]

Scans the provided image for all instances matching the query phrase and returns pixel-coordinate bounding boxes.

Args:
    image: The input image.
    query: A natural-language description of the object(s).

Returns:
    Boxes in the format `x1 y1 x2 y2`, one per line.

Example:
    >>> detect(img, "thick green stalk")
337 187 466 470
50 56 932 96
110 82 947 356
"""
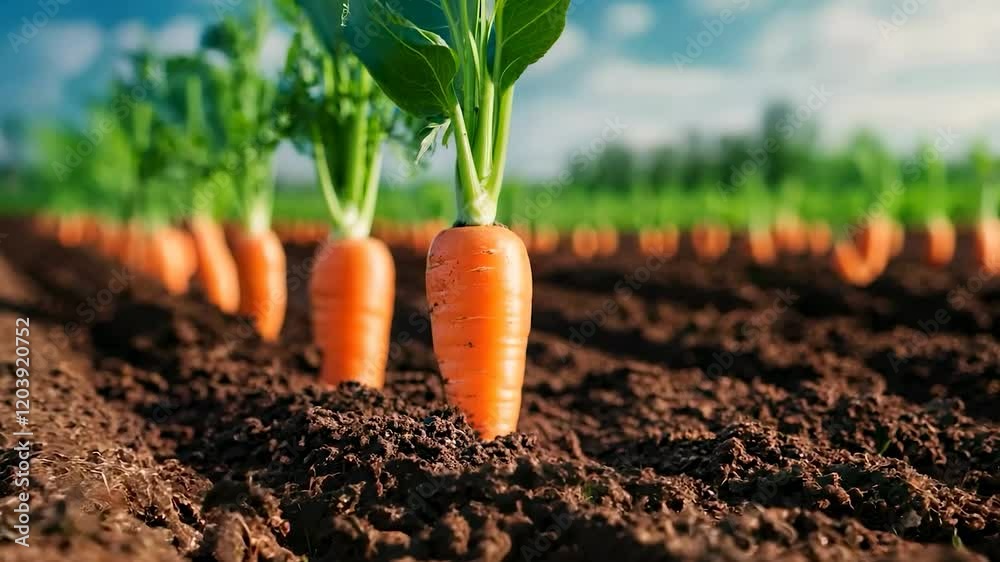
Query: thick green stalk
451 102 494 225
357 146 384 238
345 70 372 203
486 86 514 199
474 79 495 180
312 122 345 228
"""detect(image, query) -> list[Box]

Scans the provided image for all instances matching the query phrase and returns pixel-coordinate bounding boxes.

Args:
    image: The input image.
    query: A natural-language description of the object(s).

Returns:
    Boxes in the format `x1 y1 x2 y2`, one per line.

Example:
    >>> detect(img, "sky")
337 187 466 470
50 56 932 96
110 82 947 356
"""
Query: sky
1 0 999 182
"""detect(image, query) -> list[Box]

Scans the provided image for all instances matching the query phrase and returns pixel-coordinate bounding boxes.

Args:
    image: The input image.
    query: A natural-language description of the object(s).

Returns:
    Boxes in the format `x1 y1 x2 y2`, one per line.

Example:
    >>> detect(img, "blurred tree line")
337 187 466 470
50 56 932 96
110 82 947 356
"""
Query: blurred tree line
568 101 996 193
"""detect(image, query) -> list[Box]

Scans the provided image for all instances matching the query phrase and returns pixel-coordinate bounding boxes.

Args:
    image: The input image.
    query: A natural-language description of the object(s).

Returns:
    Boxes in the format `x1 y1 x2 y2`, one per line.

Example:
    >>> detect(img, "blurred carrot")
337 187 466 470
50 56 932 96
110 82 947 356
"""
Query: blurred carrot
571 227 599 258
691 223 730 262
923 217 955 268
233 227 287 341
747 227 777 265
807 222 832 256
190 217 240 313
596 227 619 257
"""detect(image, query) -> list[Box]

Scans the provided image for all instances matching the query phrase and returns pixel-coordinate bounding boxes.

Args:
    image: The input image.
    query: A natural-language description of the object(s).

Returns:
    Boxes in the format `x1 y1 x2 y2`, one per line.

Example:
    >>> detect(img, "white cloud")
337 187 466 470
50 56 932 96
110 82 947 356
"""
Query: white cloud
154 16 203 55
530 24 585 72
113 20 149 52
690 0 772 14
36 22 104 76
606 3 655 38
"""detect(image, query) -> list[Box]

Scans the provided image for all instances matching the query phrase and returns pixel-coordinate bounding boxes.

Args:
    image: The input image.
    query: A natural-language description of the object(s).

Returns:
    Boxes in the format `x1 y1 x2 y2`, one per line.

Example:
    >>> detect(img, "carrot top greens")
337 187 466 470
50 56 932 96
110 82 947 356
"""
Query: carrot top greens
341 0 572 226
276 0 405 239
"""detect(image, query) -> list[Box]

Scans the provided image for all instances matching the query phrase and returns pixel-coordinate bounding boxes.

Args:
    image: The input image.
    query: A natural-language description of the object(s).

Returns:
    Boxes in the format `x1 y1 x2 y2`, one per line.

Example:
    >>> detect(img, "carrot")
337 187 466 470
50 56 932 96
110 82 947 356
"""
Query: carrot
774 214 807 255
923 217 955 268
747 228 777 265
637 228 660 256
856 216 894 273
831 240 875 287
691 224 730 262
596 227 619 256
890 221 905 258
571 227 600 258
807 222 832 256
120 224 150 276
56 216 85 247
427 226 532 439
232 227 287 341
638 227 679 258
975 217 1000 273
311 237 395 388
531 226 560 255
142 227 195 296
190 217 241 313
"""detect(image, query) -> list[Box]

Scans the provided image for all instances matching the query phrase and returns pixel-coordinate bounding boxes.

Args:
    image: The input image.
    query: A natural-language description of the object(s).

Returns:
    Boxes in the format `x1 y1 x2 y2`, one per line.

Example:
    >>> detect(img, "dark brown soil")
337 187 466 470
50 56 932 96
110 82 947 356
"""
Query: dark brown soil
0 220 997 562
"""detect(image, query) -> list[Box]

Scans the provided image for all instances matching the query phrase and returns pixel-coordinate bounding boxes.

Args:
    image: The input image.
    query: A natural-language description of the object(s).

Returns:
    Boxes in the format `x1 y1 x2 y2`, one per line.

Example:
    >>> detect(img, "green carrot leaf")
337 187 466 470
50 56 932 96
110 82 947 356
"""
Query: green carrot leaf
490 0 571 92
344 0 458 118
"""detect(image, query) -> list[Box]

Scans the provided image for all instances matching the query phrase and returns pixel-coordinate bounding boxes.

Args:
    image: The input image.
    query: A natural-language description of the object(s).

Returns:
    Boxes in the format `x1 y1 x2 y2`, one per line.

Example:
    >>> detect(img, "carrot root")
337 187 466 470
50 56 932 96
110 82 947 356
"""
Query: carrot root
427 226 532 439
311 237 395 388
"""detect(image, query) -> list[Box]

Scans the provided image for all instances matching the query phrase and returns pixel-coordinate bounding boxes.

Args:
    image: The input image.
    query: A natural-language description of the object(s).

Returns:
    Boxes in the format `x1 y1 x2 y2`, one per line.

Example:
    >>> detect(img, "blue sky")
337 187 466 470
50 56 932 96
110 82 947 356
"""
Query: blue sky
2 0 999 181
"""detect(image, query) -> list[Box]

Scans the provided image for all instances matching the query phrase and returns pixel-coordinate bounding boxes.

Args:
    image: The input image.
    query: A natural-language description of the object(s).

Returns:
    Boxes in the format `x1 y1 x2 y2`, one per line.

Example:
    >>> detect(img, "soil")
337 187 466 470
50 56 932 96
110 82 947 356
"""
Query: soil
0 220 997 562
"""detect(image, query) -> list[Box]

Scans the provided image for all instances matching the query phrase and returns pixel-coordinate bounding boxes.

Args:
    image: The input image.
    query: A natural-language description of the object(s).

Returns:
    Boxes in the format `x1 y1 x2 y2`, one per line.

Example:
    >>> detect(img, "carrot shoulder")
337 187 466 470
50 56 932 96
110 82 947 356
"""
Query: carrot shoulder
427 226 532 439
311 237 395 388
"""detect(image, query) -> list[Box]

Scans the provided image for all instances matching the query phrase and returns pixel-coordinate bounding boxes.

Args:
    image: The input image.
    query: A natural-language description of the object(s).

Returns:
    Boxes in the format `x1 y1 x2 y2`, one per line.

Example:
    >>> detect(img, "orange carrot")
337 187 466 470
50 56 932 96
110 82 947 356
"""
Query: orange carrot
531 226 560 255
831 240 876 287
571 227 599 258
747 228 777 265
638 227 679 258
427 226 531 439
56 216 85 247
596 227 619 256
856 217 894 273
923 217 955 269
144 227 195 296
774 215 807 255
807 222 832 256
975 217 1000 273
691 224 730 262
890 221 905 258
190 217 241 313
311 237 395 388
232 228 287 341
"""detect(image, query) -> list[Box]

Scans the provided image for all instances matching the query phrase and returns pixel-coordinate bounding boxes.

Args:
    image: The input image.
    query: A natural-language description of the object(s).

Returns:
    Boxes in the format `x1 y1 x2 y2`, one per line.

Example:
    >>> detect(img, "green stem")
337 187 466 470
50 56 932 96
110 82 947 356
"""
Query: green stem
486 86 514 199
451 102 493 225
357 145 384 238
311 122 345 226
346 70 372 204
474 79 495 180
